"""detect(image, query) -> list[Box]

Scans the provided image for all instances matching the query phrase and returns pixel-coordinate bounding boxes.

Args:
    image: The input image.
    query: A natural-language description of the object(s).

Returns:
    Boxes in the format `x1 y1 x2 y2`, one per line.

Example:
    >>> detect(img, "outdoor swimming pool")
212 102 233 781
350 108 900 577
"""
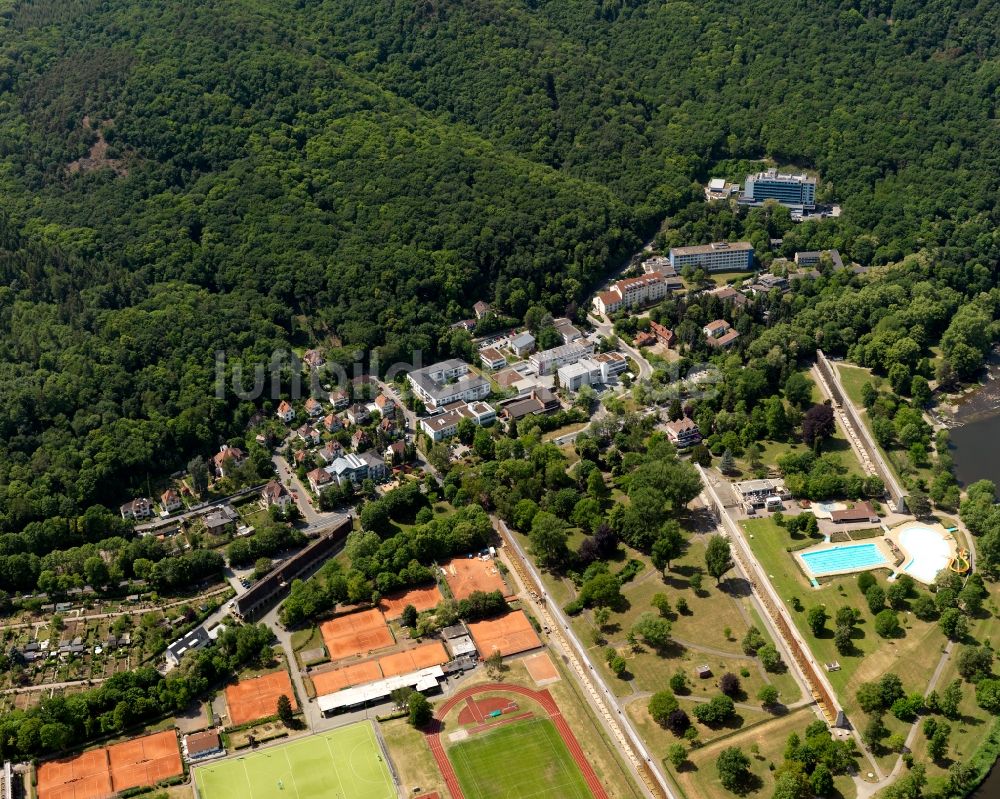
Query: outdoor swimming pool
800 543 888 576
900 525 952 583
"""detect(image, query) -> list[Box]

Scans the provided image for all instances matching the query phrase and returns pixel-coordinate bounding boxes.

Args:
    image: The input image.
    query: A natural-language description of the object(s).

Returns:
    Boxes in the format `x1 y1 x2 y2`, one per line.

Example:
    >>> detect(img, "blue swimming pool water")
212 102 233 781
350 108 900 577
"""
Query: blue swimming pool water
800 543 888 576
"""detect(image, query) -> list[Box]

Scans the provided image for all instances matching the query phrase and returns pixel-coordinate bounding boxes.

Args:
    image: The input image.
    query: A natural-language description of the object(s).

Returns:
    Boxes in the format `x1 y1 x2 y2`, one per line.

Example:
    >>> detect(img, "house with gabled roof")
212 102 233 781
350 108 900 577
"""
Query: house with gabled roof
120 497 153 520
160 489 182 513
276 400 295 423
304 397 323 417
212 445 247 478
260 480 292 510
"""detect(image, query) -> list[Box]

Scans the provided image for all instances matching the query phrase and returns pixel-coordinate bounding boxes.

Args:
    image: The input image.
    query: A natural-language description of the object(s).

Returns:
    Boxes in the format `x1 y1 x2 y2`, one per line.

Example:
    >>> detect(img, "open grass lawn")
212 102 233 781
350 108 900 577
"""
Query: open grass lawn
626 694 771 753
739 427 866 480
566 534 798 714
382 717 449 799
194 724 394 799
448 717 591 799
833 363 936 487
742 516 952 771
903 580 1000 794
674 706 857 799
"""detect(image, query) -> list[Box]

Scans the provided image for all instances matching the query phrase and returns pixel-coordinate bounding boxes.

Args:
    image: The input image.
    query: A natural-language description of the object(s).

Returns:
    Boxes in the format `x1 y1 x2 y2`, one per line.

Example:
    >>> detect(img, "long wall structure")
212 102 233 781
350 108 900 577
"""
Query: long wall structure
815 350 907 512
234 515 353 619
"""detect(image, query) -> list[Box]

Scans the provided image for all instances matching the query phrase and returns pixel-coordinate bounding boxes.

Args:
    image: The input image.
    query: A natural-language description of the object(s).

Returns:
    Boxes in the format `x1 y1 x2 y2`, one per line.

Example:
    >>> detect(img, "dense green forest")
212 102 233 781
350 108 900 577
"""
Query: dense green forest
1 0 999 532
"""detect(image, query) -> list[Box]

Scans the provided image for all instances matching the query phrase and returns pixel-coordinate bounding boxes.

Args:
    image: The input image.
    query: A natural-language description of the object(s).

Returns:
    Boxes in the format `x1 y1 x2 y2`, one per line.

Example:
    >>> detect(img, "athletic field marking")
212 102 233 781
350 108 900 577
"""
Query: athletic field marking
323 734 349 799
282 749 301 799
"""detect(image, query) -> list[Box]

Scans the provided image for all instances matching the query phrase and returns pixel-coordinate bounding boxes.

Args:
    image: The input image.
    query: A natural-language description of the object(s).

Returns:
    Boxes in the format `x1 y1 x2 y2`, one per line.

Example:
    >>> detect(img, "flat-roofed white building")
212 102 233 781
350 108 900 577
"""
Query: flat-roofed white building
407 359 490 409
420 401 497 442
557 352 627 391
741 168 816 209
318 666 445 715
529 340 595 375
669 241 754 273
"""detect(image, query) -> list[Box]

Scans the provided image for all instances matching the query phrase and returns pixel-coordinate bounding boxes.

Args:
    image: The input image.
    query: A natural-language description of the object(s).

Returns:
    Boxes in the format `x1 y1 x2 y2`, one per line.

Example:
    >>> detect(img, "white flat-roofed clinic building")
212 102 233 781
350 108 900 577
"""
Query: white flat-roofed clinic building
669 241 754 273
557 352 628 392
529 340 595 376
592 271 674 316
741 168 816 210
407 359 490 409
420 401 497 442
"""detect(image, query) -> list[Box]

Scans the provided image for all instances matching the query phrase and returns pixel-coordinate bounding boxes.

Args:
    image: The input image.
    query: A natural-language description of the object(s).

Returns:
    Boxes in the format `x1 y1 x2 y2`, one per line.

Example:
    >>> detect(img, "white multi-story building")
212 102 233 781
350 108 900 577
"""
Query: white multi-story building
407 359 490 409
420 401 497 442
557 352 628 391
740 169 816 209
529 340 595 376
669 241 754 273
592 271 675 316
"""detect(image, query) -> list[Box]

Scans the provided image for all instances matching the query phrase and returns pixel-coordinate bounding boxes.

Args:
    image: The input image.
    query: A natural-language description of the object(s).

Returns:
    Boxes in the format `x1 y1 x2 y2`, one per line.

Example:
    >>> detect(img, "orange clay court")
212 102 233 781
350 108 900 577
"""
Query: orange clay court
311 641 449 695
37 731 182 799
378 584 444 618
441 557 507 600
320 607 395 660
378 641 449 678
468 610 542 657
225 670 298 726
524 651 560 684
107 730 183 794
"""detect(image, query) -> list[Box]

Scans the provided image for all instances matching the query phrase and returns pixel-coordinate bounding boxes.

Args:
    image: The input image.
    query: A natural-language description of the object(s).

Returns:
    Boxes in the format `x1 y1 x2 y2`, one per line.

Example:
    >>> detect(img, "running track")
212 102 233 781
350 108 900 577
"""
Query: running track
424 683 610 799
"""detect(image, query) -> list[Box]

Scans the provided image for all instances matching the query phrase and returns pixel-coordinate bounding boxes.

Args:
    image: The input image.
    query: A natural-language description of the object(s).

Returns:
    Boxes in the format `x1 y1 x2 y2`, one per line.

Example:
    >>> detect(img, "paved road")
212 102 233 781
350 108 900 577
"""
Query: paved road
494 517 671 799
271 452 342 528
588 313 653 380
135 484 266 533
698 467 885 786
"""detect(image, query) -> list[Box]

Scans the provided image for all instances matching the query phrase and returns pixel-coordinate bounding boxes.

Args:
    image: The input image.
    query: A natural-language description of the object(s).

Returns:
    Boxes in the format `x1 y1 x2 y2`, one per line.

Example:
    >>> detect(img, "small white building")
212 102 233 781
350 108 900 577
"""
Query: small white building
529 341 595 376
509 331 536 357
420 401 497 442
480 347 507 370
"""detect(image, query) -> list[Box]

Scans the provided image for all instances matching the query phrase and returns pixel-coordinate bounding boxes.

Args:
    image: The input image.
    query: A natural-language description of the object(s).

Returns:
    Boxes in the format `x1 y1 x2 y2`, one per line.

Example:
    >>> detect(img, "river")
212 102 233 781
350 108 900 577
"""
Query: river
950 413 1000 487
945 371 1000 797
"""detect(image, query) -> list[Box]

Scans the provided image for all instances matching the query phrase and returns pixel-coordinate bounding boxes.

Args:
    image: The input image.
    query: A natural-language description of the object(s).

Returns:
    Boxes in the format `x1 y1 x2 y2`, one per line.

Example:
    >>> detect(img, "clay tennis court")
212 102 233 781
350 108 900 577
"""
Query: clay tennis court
378 641 449 678
37 749 112 799
311 660 383 696
225 670 297 726
378 584 444 618
311 641 449 696
37 731 182 799
107 730 183 793
320 608 395 660
467 611 542 657
524 652 560 685
441 557 507 600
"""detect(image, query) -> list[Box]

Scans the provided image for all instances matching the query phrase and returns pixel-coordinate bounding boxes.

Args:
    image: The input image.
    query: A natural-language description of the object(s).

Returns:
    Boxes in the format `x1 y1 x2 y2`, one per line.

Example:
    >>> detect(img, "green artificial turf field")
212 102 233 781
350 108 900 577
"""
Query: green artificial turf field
448 717 591 799
193 723 395 799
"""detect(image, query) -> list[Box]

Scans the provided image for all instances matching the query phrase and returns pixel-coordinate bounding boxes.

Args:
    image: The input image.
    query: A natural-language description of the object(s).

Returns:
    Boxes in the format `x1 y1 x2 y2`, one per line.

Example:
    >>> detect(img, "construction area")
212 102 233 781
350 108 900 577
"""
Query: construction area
36 730 183 799
224 670 298 726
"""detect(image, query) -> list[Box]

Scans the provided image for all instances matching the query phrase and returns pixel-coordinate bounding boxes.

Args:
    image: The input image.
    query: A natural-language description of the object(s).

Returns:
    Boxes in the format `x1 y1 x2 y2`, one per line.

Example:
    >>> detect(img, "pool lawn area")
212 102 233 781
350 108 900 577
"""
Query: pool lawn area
742 515 951 773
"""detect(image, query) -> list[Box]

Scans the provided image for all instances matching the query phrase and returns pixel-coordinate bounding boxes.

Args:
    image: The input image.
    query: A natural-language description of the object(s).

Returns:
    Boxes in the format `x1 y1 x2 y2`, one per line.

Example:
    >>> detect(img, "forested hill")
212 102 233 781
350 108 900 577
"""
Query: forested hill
0 0 999 532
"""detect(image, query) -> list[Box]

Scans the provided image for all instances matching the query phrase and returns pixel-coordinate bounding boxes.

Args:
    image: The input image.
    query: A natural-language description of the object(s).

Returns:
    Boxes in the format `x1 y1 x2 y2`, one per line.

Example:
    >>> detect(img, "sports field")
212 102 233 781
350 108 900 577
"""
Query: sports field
448 717 591 799
193 724 395 799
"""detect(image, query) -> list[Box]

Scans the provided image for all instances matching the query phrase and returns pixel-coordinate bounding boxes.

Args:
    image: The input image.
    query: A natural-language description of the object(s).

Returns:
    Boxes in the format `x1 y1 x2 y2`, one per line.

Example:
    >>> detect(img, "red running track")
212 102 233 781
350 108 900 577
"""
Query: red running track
424 682 610 799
